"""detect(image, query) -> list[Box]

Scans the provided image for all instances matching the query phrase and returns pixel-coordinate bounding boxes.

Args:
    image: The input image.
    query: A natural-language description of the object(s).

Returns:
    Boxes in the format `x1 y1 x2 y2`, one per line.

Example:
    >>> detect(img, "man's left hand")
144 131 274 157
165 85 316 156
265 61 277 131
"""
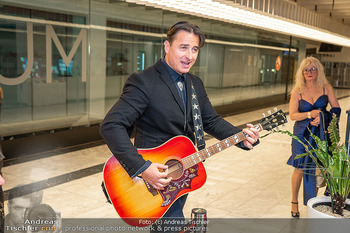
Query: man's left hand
242 123 260 149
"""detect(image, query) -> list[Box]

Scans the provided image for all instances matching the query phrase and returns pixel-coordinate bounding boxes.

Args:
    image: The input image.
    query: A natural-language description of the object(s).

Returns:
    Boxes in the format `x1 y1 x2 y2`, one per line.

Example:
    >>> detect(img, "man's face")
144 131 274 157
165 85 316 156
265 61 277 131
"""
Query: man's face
8 197 34 226
164 30 200 75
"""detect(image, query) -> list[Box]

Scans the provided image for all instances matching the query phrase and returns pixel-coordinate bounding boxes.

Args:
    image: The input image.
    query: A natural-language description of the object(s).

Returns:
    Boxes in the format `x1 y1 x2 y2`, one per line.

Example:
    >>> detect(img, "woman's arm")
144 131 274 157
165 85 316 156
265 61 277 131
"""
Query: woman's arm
326 84 340 108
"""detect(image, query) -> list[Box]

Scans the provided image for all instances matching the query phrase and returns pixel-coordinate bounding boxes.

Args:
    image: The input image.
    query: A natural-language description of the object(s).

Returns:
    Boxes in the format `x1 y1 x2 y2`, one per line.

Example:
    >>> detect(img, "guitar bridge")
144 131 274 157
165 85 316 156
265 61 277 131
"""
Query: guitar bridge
143 179 159 196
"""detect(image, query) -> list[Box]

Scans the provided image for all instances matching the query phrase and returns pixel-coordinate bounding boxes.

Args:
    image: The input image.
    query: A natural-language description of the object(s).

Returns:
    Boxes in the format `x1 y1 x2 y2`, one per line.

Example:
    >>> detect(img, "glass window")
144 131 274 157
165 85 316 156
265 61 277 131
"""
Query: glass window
0 0 299 137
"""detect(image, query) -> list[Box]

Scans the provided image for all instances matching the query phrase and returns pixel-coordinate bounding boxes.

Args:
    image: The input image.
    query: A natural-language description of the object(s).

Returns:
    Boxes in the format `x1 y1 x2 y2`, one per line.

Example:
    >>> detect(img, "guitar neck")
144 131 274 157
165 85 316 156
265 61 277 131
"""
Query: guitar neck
181 124 263 170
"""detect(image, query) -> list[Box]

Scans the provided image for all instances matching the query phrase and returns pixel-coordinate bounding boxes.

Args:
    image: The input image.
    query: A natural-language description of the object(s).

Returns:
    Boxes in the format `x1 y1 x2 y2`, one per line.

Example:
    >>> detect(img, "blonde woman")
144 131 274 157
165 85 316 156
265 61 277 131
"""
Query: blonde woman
287 56 341 218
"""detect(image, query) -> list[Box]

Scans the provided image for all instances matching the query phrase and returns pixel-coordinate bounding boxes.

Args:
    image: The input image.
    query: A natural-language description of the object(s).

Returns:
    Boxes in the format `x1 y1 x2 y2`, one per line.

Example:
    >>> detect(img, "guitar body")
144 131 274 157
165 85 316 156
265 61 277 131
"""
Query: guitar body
103 136 207 227
103 109 287 227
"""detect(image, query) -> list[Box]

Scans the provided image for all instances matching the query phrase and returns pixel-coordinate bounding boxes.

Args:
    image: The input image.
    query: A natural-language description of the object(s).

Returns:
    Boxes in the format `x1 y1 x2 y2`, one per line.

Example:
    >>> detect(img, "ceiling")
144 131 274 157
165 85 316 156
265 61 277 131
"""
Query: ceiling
292 0 350 26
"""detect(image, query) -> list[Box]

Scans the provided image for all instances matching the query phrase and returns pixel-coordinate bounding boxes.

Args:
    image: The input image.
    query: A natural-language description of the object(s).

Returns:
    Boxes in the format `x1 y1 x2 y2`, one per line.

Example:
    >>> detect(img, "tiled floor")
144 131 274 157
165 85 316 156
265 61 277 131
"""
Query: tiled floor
2 92 350 229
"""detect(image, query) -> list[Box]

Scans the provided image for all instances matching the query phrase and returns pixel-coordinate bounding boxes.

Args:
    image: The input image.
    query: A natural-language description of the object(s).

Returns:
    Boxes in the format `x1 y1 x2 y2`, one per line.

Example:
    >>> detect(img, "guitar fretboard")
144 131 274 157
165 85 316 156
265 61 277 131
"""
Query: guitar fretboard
181 124 263 170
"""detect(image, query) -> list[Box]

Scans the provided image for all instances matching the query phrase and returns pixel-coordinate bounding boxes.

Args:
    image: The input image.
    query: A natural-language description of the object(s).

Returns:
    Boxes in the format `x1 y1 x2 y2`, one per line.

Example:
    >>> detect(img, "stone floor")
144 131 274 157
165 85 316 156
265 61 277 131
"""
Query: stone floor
2 93 350 233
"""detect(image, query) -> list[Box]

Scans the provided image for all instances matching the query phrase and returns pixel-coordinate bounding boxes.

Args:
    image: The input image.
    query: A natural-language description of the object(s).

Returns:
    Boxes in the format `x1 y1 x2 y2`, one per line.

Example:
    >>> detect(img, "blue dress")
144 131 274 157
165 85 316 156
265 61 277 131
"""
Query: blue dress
287 93 329 205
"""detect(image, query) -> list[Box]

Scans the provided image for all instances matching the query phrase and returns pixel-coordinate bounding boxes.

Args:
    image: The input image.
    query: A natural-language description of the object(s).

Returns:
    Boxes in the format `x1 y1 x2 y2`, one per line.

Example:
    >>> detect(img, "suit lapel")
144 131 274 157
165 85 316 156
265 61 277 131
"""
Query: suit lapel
155 60 186 114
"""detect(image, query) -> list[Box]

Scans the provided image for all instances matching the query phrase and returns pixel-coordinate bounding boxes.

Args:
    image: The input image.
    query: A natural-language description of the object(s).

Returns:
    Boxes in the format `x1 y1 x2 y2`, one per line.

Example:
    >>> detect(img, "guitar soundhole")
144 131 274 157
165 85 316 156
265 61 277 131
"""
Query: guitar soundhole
165 159 183 180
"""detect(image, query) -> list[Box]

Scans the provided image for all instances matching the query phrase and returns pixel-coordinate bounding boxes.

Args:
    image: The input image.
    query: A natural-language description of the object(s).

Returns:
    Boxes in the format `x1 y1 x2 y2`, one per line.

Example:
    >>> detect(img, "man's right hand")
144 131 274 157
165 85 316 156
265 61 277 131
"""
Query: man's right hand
141 163 172 190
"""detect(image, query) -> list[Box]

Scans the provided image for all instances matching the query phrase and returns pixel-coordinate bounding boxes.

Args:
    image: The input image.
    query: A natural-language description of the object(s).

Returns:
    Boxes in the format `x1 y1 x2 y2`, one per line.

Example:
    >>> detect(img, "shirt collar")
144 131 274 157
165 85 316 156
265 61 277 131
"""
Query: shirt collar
161 58 186 83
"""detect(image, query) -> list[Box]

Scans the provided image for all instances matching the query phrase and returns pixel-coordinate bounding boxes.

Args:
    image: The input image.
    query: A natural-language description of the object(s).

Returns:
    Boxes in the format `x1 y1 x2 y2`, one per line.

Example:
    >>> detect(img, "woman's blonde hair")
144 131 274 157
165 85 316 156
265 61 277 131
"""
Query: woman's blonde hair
293 56 328 93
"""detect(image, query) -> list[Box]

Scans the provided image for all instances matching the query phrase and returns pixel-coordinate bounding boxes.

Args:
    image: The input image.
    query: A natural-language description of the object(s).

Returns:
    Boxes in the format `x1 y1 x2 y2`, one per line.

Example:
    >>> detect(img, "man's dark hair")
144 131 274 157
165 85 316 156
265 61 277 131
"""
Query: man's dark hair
167 21 205 48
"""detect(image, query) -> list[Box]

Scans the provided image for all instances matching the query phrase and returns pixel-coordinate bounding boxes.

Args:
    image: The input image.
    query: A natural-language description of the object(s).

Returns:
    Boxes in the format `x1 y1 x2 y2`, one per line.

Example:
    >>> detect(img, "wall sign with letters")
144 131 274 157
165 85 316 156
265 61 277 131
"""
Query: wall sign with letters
0 22 87 85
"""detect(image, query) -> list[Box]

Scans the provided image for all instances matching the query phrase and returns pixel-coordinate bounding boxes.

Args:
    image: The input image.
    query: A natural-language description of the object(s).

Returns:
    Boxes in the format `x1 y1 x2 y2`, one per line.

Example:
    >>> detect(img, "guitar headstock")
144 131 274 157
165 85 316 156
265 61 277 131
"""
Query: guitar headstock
260 108 287 131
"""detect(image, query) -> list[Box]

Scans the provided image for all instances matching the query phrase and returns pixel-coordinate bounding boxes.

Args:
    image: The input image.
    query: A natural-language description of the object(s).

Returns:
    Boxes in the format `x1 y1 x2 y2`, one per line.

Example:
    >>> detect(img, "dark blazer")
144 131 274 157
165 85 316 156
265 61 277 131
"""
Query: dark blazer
100 60 244 177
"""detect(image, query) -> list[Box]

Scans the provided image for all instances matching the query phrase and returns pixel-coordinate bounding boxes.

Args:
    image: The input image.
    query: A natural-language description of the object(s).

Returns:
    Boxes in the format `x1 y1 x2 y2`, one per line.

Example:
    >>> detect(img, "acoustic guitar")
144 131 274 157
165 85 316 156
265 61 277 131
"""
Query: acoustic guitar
103 109 287 227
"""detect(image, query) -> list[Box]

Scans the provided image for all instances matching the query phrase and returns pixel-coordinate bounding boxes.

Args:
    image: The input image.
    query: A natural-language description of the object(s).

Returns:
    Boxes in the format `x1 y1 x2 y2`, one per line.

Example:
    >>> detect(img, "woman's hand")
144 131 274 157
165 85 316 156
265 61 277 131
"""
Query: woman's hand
310 109 321 126
310 116 320 126
310 109 321 118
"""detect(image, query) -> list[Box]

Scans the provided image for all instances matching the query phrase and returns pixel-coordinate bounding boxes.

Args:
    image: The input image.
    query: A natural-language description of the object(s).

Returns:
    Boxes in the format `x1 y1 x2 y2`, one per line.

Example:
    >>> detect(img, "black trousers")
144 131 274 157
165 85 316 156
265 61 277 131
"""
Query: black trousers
150 195 188 233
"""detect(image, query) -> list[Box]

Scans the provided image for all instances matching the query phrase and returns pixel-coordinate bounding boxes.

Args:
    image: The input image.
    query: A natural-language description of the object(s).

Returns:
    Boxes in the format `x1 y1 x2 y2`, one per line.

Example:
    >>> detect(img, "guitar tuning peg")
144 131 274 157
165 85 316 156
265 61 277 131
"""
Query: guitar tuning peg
273 107 277 112
262 113 266 117
267 110 272 115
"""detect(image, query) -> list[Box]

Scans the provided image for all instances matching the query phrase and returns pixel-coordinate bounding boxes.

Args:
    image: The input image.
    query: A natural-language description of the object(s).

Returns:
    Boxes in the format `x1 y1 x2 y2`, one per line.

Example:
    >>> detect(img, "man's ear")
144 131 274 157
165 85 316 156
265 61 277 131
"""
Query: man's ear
164 40 170 54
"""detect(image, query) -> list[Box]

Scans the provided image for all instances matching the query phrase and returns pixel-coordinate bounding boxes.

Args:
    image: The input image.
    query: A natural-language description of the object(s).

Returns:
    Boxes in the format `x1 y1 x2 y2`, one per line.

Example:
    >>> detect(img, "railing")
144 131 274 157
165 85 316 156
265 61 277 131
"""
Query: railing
228 0 350 38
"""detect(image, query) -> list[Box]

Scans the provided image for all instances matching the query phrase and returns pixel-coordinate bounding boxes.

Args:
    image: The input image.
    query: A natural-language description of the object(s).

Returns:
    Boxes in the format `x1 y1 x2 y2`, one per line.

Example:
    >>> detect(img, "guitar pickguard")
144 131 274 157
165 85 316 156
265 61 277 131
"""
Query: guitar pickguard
159 165 199 207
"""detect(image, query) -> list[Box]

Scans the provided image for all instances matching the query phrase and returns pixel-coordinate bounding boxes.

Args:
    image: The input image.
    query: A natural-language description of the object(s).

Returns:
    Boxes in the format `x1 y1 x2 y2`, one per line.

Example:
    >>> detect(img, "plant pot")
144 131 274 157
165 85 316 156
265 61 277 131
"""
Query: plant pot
306 196 350 233
307 196 350 218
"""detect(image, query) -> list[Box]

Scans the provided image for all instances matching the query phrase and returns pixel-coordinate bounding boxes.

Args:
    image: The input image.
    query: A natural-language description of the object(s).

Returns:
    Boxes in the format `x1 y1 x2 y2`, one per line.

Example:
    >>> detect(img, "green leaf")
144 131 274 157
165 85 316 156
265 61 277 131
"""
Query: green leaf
274 119 350 205
328 115 340 152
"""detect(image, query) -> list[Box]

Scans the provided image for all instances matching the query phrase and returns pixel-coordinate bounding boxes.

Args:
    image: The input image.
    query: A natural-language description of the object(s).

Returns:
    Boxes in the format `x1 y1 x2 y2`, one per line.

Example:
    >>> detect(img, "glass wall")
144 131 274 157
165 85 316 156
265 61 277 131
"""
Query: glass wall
0 0 300 137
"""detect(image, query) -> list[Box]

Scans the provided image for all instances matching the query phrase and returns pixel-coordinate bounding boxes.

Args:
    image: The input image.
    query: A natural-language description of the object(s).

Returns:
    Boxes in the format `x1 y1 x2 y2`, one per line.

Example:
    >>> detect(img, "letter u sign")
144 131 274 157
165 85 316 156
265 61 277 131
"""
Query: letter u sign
0 22 87 85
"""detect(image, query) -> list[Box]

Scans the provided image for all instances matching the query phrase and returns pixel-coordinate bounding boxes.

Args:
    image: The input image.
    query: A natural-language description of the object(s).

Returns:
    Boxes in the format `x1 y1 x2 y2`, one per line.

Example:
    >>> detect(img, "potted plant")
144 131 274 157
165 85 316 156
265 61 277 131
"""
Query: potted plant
277 115 350 217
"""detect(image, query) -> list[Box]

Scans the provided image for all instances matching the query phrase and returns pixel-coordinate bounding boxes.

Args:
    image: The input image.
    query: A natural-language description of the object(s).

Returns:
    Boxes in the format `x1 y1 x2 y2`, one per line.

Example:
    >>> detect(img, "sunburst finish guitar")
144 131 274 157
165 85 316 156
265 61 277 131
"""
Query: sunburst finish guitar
103 109 287 227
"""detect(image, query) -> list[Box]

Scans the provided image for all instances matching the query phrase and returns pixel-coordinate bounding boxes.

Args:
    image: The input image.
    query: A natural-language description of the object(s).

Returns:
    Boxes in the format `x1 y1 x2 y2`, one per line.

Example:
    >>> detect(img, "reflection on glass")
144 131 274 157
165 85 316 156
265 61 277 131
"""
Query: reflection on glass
0 1 298 137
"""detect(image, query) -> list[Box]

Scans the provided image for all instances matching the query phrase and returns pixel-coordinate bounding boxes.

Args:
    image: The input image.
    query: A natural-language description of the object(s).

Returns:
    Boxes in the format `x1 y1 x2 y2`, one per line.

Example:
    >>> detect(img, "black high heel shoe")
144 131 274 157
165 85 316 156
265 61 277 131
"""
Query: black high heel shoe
291 202 300 218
